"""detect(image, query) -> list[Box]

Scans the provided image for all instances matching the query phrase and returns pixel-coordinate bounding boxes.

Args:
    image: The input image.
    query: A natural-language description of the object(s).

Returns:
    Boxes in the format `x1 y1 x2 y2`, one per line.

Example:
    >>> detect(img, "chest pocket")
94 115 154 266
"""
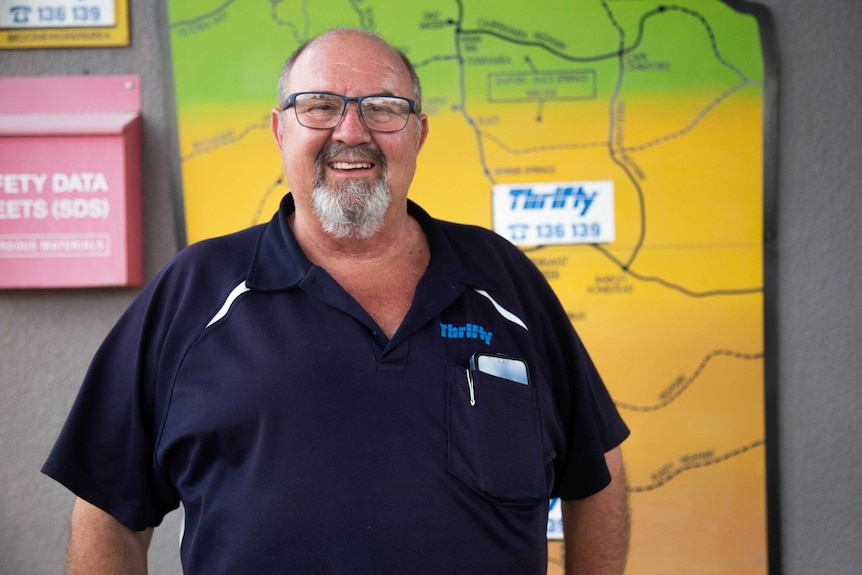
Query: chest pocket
446 365 549 505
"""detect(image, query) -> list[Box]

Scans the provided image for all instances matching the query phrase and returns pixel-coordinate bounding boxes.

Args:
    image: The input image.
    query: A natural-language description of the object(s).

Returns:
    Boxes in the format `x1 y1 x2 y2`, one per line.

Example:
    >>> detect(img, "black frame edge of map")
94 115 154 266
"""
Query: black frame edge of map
726 0 782 573
157 0 189 251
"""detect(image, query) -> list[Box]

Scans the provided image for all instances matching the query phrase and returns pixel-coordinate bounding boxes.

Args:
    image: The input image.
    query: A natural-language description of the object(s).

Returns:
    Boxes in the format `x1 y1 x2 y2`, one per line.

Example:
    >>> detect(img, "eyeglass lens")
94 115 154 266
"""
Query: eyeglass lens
292 93 412 132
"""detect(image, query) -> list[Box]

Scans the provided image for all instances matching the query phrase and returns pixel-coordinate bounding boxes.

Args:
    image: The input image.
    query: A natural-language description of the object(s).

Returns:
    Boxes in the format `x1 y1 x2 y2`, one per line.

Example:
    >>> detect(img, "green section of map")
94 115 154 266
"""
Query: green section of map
167 1 771 573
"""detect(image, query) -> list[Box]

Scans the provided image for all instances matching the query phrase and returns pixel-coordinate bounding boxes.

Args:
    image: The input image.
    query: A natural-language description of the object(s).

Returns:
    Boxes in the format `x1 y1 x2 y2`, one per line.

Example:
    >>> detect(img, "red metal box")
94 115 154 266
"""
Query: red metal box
0 76 142 288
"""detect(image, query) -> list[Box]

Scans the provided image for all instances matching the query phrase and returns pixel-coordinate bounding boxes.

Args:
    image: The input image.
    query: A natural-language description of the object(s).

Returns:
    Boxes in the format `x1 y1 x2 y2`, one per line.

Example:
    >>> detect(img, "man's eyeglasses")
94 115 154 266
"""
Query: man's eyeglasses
282 92 418 133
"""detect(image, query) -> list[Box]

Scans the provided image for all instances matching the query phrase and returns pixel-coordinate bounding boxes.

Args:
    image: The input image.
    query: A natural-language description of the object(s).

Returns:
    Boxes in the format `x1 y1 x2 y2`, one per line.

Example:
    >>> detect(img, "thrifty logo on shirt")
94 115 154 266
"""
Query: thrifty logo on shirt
440 323 493 345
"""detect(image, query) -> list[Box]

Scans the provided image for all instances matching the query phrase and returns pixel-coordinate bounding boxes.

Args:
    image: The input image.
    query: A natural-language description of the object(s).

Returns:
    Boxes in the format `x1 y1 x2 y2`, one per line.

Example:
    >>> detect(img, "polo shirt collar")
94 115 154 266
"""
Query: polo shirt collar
245 193 494 293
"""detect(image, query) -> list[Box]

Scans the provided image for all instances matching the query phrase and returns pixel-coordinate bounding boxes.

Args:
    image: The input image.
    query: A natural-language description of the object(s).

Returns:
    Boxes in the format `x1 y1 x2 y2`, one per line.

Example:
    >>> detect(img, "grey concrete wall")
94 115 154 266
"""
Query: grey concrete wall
0 1 859 573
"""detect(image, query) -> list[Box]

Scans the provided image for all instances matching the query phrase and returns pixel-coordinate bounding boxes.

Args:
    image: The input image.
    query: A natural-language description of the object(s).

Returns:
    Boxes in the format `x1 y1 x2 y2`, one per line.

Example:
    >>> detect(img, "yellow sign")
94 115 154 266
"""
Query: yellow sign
0 0 129 49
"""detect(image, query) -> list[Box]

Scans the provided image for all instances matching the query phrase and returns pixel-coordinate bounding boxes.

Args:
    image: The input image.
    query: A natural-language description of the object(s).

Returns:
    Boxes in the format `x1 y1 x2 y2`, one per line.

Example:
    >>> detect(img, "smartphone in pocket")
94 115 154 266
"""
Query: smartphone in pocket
470 353 530 385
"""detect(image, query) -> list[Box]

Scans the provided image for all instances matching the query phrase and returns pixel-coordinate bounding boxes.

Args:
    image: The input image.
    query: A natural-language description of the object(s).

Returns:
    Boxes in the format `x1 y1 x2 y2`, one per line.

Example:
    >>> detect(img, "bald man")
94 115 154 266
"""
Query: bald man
45 29 629 574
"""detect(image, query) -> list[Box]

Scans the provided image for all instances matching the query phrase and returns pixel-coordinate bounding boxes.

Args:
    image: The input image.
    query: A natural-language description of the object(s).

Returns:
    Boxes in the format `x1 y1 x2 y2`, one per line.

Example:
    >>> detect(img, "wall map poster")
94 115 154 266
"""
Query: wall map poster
166 1 775 572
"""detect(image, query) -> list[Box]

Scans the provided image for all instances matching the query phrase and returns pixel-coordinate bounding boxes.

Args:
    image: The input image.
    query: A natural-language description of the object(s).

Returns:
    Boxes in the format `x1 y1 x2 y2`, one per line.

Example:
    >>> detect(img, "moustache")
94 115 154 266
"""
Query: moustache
316 142 387 172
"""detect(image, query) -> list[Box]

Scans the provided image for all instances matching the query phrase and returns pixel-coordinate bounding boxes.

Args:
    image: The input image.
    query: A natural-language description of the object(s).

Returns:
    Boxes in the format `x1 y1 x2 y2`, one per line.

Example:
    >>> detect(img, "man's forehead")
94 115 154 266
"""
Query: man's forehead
288 32 410 92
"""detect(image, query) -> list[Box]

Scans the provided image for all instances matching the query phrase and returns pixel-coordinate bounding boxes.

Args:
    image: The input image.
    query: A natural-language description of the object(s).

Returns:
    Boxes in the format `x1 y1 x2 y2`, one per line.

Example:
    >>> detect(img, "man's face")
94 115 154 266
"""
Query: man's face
271 32 428 238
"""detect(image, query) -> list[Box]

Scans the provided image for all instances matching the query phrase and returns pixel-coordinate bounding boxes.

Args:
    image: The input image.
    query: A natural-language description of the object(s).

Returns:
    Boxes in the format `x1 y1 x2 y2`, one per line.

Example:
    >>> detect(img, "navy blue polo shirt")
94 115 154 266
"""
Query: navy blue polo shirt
43 194 628 574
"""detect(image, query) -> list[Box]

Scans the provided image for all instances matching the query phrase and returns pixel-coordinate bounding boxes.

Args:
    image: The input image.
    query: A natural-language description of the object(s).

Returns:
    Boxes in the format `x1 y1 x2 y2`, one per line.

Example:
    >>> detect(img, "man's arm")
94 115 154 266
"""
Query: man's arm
67 497 153 575
561 446 630 575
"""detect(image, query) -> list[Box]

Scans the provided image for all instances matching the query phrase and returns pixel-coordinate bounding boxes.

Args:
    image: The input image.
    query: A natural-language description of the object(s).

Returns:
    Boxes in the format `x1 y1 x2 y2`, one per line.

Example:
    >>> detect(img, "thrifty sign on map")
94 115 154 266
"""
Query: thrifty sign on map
492 181 614 246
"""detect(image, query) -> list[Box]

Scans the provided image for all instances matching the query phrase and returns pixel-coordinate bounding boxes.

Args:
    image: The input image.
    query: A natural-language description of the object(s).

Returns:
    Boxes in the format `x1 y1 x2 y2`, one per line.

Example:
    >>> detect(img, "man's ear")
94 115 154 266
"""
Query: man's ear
415 114 430 154
271 108 284 149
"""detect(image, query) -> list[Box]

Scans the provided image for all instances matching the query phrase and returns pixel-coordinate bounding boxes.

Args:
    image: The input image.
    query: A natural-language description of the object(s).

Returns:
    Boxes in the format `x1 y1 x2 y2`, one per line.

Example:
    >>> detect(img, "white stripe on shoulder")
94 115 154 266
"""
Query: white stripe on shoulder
206 281 251 328
473 288 528 331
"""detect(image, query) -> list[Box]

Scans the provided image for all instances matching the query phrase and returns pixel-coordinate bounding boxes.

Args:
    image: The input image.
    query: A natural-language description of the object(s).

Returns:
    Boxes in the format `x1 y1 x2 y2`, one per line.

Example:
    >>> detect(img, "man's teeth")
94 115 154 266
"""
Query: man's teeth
330 162 372 170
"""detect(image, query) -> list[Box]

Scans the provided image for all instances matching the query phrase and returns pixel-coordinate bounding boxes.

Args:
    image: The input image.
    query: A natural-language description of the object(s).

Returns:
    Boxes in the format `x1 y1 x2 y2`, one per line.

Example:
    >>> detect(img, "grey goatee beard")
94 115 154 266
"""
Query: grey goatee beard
312 143 390 240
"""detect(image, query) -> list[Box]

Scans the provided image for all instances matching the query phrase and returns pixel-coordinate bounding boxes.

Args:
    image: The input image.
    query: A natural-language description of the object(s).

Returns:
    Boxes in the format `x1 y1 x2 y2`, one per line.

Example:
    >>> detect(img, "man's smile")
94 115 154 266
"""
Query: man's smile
329 161 374 171
318 142 387 180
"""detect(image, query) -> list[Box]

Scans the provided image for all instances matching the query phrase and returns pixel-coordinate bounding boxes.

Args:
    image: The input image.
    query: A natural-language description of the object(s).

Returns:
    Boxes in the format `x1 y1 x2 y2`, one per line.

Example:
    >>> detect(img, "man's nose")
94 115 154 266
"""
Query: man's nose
332 101 372 143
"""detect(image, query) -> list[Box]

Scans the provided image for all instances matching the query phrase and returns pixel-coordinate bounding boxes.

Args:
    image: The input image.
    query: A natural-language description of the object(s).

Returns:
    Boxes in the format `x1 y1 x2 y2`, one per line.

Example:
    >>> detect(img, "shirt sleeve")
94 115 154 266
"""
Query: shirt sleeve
41 271 185 530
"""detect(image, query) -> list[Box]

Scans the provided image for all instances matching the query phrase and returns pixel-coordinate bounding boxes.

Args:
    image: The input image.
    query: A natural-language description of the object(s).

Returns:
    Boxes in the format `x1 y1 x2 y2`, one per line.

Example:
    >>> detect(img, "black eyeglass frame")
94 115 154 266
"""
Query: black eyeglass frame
281 92 418 133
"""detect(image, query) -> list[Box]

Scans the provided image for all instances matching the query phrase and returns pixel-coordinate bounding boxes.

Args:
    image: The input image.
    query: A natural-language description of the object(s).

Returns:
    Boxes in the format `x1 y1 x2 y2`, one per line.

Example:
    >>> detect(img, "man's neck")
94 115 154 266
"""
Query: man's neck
289 203 430 339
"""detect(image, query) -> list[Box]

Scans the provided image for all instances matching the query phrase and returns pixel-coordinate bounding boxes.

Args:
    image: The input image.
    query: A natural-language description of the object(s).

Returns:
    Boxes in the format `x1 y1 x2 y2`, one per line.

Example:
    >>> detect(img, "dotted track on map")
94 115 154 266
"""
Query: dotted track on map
629 439 765 492
180 119 270 163
615 349 765 413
